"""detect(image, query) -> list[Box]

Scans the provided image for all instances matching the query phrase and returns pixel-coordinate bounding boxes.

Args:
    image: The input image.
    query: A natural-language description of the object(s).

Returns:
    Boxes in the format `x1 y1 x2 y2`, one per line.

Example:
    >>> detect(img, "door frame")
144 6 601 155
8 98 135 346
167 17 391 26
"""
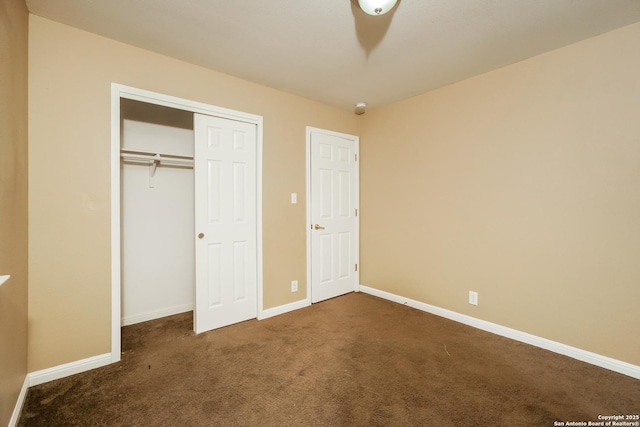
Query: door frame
305 126 360 304
110 83 264 363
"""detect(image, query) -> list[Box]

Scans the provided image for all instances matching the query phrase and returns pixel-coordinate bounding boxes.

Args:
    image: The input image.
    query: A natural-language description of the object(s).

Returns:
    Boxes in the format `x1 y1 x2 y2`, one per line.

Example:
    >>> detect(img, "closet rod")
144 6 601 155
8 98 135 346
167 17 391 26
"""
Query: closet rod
120 148 193 160
120 153 193 166
120 149 193 188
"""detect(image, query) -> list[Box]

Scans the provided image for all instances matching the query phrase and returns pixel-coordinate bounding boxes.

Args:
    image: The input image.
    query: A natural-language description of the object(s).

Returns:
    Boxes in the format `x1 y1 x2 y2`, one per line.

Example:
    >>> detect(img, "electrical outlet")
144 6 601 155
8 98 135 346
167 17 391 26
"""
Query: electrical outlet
469 291 478 306
291 280 298 292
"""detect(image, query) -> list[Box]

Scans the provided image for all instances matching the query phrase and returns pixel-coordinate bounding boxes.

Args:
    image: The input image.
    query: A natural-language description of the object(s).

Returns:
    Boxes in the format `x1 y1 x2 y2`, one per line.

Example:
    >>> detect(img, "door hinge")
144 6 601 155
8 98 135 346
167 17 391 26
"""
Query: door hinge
355 264 358 272
355 208 358 216
355 153 358 161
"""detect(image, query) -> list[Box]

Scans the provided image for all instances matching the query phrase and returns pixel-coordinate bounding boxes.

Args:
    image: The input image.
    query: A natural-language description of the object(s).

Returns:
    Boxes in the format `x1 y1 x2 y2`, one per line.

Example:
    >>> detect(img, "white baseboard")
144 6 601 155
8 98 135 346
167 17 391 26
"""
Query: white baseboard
22 286 638 397
27 353 113 387
360 285 640 380
260 298 310 320
121 303 193 326
9 375 29 427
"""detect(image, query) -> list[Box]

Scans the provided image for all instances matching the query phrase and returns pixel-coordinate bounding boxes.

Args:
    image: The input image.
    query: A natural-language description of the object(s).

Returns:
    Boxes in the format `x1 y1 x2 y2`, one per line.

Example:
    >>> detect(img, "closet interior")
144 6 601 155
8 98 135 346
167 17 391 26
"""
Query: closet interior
120 99 195 326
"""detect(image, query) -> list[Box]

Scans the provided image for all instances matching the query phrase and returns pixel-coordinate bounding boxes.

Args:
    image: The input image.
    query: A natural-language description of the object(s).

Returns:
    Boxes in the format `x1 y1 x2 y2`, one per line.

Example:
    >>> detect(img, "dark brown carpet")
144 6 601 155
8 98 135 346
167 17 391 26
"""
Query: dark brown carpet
19 293 640 426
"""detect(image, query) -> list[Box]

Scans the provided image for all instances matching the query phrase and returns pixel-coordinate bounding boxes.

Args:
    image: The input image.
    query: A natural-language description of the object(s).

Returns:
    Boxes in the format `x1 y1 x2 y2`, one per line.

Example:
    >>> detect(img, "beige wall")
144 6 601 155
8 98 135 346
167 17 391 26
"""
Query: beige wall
0 0 29 423
28 15 360 372
361 22 640 366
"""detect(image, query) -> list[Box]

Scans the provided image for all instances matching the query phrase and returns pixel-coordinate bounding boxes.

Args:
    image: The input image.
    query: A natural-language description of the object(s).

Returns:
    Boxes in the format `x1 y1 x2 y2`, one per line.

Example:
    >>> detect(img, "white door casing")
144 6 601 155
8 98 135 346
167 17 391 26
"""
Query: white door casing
194 113 258 333
307 127 359 303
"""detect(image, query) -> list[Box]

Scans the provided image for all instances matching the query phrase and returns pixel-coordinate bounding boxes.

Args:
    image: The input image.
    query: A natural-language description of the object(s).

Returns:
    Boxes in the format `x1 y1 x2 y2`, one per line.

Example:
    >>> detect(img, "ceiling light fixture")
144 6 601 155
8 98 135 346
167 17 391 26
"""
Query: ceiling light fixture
358 0 398 16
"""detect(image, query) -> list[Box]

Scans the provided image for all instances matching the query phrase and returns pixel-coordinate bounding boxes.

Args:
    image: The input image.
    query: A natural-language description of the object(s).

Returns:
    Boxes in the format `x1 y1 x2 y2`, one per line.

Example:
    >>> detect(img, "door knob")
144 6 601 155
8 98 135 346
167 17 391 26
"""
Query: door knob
198 233 205 239
314 224 325 230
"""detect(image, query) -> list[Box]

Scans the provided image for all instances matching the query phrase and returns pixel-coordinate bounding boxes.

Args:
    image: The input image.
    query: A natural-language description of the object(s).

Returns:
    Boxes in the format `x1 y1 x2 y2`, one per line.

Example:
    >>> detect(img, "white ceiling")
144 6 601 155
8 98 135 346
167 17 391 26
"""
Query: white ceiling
25 0 640 112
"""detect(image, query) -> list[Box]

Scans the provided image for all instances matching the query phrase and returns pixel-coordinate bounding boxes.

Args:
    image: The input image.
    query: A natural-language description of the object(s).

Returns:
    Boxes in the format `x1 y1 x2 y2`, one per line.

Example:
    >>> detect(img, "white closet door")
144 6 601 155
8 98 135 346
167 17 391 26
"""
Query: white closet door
194 113 258 334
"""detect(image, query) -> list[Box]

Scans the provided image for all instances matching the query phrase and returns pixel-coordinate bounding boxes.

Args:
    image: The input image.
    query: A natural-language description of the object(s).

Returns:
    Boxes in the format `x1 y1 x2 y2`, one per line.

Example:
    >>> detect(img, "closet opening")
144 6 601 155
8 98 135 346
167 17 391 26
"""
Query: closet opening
111 84 264 364
120 99 195 334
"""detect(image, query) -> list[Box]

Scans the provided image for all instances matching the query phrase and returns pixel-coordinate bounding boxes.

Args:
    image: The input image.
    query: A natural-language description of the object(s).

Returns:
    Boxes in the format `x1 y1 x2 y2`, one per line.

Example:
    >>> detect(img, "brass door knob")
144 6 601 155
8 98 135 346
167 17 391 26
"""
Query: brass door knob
314 224 325 230
198 233 205 239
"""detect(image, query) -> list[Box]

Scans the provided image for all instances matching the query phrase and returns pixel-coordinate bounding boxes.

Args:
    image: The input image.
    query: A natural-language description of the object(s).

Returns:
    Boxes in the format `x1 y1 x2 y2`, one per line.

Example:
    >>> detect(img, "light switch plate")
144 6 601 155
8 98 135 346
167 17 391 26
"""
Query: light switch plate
291 193 297 204
469 291 478 306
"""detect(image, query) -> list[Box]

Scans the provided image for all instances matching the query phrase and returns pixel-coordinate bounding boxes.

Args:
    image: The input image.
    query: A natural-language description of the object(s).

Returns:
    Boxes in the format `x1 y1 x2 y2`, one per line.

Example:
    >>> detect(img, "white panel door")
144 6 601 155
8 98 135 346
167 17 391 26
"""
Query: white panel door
310 128 359 303
194 113 257 333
